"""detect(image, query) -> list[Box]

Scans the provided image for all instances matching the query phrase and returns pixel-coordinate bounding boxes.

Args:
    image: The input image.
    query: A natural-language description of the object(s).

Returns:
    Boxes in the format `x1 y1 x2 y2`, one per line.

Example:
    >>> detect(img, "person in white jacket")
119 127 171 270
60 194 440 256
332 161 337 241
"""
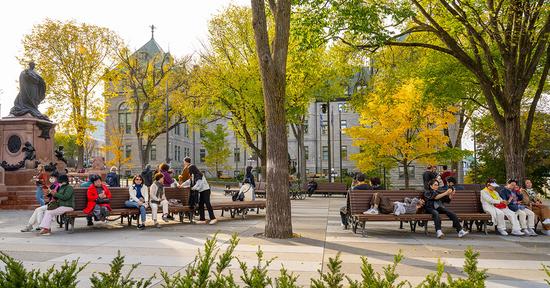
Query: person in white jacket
480 179 524 236
189 165 217 225
124 175 149 230
149 173 169 228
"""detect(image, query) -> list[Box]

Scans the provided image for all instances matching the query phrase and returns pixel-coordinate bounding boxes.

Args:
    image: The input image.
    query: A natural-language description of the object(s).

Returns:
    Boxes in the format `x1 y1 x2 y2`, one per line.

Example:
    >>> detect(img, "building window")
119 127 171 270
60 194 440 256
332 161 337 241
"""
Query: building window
341 145 347 160
118 103 131 134
199 128 206 138
183 123 189 138
234 147 240 162
338 103 348 112
174 145 181 162
125 145 132 158
304 146 309 160
184 147 190 157
200 149 206 163
322 168 328 176
174 124 181 135
150 145 157 161
321 120 328 135
322 146 328 160
340 120 347 129
398 165 416 179
303 119 309 134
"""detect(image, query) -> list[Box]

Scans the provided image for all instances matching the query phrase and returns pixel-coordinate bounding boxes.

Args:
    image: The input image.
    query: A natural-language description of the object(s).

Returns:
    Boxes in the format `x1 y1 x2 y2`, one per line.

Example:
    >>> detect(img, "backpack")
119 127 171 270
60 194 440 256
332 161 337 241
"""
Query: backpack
105 173 117 187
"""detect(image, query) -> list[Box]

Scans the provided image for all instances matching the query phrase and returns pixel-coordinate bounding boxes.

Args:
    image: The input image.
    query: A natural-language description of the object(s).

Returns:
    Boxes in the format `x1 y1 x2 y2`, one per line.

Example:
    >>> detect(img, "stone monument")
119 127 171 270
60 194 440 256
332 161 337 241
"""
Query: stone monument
0 62 56 209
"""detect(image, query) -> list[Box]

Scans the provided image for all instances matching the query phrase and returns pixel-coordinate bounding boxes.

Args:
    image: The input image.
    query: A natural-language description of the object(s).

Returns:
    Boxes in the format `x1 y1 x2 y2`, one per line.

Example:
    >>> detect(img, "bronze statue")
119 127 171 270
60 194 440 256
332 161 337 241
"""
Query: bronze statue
9 62 49 121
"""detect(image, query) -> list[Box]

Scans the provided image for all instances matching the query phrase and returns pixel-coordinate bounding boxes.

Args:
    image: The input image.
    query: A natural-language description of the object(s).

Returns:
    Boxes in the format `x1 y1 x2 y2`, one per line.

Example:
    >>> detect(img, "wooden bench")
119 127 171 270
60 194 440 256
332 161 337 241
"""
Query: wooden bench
308 182 348 197
211 199 266 218
165 187 193 223
254 182 266 198
62 187 139 232
349 190 491 237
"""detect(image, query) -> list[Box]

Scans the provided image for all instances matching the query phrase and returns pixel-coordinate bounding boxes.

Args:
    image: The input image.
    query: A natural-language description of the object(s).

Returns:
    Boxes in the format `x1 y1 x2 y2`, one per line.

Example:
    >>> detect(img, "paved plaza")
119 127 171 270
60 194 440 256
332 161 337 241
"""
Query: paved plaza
1 189 549 287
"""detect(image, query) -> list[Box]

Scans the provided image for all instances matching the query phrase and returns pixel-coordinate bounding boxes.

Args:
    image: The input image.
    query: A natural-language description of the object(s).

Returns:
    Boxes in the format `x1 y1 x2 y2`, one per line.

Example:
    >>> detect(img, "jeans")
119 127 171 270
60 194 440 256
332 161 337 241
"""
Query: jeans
199 189 215 221
425 206 462 232
125 200 147 223
35 186 45 206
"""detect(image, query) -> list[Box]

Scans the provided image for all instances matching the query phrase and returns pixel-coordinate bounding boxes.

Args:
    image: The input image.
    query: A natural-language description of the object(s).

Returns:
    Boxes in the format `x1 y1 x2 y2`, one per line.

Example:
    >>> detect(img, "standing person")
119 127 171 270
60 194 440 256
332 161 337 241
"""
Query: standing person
180 157 192 187
480 179 523 236
141 164 154 187
522 179 550 235
32 164 49 206
125 175 149 230
149 173 169 228
21 172 60 232
105 166 120 187
83 174 112 226
424 179 469 239
499 179 537 236
159 163 174 187
422 165 437 191
38 174 74 235
189 165 217 225
440 165 453 187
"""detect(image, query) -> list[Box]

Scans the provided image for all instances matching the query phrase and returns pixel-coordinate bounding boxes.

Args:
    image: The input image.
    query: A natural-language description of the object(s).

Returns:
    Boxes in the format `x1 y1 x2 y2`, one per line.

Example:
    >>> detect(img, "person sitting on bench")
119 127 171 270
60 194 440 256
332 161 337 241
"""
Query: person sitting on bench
424 179 469 239
84 174 112 226
340 173 370 227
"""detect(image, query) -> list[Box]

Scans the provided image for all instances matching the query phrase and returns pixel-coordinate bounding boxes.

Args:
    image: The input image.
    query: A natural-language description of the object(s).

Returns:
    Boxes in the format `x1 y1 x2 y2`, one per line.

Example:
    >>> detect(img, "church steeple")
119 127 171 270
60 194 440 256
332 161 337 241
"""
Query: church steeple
150 24 156 39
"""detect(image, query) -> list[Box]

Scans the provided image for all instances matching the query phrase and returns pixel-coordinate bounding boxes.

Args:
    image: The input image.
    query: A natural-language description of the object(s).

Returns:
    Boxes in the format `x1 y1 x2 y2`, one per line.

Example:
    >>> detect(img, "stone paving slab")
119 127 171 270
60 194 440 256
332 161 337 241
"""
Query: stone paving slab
0 191 549 287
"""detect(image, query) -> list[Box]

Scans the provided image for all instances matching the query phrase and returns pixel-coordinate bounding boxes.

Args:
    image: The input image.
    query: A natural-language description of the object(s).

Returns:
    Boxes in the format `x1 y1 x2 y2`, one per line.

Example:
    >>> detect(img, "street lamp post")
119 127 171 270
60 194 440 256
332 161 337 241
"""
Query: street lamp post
472 118 477 183
165 79 171 164
339 103 343 182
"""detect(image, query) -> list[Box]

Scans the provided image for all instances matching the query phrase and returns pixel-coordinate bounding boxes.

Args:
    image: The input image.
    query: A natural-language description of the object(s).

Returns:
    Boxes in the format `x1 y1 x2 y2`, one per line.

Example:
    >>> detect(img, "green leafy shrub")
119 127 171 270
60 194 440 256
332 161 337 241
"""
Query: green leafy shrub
0 251 86 288
89 251 154 288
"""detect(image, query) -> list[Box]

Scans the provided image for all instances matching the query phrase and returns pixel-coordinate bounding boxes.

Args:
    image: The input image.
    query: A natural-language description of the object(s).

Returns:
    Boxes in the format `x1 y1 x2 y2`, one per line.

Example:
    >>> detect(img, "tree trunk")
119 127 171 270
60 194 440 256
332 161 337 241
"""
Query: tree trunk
76 144 84 169
251 0 292 238
403 159 409 189
501 115 526 182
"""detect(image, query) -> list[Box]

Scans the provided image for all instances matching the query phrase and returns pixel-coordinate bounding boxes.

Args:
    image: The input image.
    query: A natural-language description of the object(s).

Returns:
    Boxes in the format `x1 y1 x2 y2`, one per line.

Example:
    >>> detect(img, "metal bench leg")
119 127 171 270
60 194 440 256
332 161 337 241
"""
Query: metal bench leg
484 221 488 235
410 221 417 232
69 217 75 233
64 215 69 231
399 221 404 229
361 222 367 237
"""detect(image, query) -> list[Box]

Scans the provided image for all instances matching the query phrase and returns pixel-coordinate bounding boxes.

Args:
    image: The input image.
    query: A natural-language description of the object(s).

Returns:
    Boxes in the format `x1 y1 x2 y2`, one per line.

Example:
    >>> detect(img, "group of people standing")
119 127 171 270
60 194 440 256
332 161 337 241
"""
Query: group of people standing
22 157 219 235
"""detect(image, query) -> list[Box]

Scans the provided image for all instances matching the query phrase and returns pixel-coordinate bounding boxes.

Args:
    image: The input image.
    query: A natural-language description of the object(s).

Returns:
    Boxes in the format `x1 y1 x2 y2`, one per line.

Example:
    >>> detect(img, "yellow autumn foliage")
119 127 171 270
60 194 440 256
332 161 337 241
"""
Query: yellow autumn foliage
347 78 456 173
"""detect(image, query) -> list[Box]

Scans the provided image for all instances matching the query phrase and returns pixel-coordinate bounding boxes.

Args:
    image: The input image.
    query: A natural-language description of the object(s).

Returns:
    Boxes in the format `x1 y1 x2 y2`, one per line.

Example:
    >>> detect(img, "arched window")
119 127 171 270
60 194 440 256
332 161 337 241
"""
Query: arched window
118 102 132 134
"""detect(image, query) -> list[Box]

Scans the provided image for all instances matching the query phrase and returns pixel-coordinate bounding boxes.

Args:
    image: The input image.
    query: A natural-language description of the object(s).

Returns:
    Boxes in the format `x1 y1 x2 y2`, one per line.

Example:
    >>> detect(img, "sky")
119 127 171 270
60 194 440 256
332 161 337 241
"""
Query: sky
0 0 250 118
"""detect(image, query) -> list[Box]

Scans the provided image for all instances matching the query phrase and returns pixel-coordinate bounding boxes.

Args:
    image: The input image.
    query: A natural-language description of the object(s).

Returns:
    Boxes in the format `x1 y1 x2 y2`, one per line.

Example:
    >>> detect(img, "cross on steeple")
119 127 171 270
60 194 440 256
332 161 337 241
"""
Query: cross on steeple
150 24 156 38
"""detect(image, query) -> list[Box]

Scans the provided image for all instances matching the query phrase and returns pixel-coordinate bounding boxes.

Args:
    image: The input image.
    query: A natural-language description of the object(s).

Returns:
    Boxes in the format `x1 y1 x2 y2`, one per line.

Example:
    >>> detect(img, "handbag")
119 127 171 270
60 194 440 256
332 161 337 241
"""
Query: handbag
494 203 507 209
47 201 59 210
96 197 110 204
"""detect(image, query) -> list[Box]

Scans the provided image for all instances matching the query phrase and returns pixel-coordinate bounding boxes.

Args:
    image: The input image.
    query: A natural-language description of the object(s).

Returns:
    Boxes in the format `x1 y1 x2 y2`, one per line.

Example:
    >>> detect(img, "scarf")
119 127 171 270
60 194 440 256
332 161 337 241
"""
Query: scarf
154 181 164 199
483 187 500 201
135 184 143 199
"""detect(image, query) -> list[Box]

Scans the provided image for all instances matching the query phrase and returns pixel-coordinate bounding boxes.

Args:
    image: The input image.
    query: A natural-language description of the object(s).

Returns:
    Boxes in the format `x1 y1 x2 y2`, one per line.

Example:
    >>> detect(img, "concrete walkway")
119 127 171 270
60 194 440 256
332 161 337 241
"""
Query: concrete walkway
0 190 548 287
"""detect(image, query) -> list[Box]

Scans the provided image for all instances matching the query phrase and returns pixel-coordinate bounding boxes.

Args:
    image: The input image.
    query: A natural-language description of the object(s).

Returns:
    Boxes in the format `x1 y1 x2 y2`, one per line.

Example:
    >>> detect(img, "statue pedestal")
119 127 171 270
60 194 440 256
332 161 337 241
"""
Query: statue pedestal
0 117 56 209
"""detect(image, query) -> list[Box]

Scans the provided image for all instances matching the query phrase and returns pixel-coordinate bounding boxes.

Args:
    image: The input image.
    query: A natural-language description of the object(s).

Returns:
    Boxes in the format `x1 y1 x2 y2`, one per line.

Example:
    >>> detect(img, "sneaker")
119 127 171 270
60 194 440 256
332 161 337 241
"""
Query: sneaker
162 214 169 222
196 220 207 224
527 228 538 236
458 230 469 238
154 222 161 228
39 228 51 236
209 219 218 225
522 228 531 236
87 220 94 226
497 229 508 236
167 215 175 220
543 218 550 225
35 227 41 231
137 224 145 230
21 225 33 232
436 230 445 239
511 229 525 236
542 230 550 236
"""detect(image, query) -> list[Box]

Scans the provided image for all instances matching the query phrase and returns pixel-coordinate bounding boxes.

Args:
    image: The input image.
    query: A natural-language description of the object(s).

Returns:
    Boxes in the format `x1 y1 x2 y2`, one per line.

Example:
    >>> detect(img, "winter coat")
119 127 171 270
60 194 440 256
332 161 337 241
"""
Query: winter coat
83 184 112 215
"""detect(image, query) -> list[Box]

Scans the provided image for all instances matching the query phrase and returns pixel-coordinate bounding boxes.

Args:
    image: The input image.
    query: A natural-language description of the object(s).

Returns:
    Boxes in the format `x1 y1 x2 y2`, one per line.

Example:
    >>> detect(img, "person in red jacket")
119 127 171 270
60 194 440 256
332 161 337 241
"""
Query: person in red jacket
83 174 112 226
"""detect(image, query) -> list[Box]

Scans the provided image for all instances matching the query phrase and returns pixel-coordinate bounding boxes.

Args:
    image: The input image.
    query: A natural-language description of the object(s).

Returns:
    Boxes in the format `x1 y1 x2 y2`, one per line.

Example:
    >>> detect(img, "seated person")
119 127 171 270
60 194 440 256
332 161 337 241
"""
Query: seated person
236 178 254 201
21 172 59 232
424 179 469 239
125 175 149 230
38 174 75 236
521 179 550 236
307 179 318 196
499 179 537 236
340 173 370 228
83 174 112 226
480 178 523 236
370 177 384 190
440 176 464 191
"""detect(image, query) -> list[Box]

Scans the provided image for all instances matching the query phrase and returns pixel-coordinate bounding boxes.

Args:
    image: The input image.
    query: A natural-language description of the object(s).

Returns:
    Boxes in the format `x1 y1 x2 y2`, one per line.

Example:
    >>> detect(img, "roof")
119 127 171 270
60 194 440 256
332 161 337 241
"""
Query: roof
134 37 165 57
